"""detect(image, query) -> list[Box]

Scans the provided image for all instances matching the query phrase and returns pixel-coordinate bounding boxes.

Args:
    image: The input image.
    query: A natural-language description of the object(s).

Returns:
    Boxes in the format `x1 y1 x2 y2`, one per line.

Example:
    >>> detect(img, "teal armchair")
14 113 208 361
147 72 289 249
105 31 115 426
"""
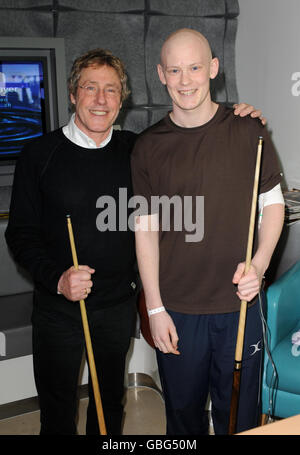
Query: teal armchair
261 260 300 421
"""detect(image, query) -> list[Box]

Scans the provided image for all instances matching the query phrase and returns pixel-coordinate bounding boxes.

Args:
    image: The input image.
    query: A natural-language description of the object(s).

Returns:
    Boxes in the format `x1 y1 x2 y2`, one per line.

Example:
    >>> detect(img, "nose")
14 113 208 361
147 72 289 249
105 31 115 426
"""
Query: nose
180 68 191 85
95 88 107 104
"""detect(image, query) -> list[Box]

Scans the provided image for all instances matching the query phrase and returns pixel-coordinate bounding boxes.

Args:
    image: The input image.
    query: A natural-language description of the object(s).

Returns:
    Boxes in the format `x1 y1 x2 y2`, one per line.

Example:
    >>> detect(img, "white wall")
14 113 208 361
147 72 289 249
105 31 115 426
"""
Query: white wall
0 356 36 404
236 0 300 190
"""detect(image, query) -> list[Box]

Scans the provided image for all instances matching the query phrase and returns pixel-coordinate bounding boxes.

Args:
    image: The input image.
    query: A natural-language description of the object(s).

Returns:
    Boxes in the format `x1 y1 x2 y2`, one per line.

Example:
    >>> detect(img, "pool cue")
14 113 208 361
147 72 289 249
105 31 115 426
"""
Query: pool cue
228 136 263 435
66 215 107 435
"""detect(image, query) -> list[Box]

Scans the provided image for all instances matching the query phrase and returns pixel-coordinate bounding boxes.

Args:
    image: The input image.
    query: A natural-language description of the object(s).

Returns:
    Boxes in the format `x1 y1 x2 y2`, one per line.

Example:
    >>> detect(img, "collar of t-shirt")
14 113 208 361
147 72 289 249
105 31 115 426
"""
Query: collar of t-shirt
62 113 113 149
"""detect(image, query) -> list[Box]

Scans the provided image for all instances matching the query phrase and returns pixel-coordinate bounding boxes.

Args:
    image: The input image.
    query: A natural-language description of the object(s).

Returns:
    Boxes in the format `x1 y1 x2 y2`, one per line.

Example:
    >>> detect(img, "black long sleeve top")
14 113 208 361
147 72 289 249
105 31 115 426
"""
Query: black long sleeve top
5 128 138 314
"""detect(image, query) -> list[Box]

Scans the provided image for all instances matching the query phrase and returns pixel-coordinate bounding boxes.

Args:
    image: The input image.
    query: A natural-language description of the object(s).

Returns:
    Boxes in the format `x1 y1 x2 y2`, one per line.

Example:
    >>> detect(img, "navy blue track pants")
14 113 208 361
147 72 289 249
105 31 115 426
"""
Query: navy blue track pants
156 299 264 435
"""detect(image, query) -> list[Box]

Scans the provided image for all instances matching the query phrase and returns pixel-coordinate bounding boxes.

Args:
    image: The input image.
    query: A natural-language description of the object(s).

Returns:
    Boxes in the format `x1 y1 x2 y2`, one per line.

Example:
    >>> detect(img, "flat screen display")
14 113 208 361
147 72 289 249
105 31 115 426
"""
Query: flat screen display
0 57 49 160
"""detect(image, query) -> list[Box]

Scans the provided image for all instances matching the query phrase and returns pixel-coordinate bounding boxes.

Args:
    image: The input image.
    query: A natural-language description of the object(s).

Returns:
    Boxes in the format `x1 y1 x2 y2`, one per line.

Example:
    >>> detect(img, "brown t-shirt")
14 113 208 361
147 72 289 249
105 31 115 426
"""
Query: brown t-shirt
131 105 282 314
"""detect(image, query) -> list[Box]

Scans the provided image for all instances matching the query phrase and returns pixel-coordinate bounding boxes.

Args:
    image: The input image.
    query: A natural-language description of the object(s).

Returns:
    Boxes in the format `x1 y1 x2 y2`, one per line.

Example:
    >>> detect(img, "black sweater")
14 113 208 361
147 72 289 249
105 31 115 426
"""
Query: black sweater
5 128 138 313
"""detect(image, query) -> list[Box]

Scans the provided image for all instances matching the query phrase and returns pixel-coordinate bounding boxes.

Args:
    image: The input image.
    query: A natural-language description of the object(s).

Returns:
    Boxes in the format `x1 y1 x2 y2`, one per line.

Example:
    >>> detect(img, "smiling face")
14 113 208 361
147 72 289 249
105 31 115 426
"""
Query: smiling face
157 29 219 124
70 64 122 146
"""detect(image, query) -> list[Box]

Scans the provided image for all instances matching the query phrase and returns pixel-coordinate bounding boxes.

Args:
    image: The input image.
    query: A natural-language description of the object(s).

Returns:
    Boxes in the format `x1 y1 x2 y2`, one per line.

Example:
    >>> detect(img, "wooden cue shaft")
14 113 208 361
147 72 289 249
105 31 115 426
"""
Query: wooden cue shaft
66 215 107 435
228 136 263 435
234 136 263 367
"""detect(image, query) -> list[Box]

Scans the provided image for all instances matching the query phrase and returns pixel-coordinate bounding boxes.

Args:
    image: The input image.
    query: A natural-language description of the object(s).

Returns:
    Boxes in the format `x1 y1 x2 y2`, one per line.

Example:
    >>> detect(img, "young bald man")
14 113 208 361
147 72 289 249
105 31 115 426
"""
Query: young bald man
131 29 284 434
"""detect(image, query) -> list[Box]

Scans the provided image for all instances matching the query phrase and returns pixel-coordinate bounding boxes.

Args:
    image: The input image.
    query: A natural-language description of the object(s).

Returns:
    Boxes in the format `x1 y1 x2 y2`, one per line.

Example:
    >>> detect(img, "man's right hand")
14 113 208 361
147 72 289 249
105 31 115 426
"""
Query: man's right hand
149 311 180 355
57 265 95 301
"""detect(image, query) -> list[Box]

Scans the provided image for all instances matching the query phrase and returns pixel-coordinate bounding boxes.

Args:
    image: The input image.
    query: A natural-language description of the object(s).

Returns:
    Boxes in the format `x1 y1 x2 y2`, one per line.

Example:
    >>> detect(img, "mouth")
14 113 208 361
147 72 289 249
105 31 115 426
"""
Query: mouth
178 89 197 96
89 110 108 116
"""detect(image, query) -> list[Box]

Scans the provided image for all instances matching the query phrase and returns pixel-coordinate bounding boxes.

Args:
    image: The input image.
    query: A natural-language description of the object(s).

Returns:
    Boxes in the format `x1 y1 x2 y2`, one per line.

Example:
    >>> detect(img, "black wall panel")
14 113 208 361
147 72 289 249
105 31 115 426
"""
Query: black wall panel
0 0 239 131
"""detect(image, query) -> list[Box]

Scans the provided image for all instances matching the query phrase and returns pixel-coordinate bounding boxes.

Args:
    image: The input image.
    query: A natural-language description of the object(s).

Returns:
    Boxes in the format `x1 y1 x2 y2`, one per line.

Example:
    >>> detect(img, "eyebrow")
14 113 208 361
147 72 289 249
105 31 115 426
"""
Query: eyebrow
80 80 120 87
166 62 203 68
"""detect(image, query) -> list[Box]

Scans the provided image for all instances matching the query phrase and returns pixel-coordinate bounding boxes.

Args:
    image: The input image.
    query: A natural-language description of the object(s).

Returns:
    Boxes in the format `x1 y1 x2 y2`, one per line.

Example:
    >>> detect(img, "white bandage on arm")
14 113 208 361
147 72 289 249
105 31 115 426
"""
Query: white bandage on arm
258 183 284 228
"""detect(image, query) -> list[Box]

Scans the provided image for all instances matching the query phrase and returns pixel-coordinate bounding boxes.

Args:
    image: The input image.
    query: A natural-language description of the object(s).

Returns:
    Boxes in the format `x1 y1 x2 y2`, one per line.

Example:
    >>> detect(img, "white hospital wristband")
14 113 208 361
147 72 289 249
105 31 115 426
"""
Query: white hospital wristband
147 306 165 316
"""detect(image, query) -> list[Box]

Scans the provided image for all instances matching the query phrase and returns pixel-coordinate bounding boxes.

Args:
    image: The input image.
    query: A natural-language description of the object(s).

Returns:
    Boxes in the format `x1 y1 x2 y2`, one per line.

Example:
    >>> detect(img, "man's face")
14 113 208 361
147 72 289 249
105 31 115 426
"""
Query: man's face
70 64 122 145
157 35 218 116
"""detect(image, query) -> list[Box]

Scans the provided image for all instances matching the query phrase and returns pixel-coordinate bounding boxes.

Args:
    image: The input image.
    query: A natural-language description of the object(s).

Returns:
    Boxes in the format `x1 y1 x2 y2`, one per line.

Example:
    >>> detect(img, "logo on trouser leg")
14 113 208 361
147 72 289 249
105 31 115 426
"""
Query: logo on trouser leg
250 340 262 356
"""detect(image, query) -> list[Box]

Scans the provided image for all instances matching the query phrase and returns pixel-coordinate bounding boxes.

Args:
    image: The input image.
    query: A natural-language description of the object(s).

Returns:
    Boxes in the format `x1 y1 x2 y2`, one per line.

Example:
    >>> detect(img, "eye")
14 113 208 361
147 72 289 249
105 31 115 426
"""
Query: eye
106 88 117 94
85 85 96 92
191 65 200 71
166 68 180 75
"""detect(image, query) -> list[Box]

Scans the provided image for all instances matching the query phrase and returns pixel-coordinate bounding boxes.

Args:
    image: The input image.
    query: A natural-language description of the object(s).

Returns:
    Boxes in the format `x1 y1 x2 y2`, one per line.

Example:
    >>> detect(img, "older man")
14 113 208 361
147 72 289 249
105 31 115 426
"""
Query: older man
131 29 284 434
5 49 138 435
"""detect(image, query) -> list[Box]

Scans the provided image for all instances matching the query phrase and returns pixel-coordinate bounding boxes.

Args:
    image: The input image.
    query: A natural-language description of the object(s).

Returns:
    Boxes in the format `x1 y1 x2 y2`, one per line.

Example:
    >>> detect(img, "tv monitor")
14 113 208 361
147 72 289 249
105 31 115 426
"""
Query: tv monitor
0 38 69 181
0 57 49 160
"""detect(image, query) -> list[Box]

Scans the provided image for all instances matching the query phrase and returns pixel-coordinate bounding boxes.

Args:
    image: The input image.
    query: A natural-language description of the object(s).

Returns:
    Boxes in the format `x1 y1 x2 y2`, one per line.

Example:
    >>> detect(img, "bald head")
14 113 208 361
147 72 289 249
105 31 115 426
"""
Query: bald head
160 28 213 67
157 28 219 125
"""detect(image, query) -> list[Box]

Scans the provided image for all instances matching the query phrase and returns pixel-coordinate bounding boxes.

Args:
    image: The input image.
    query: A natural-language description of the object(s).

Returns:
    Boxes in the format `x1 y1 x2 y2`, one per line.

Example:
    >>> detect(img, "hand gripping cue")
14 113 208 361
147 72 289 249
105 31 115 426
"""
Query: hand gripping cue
228 136 263 435
66 215 107 435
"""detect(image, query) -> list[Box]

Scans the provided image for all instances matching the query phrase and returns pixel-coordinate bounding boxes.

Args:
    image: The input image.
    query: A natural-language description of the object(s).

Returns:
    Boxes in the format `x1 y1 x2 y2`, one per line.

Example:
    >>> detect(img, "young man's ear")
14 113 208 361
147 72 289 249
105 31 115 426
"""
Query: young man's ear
210 57 219 80
157 63 167 85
